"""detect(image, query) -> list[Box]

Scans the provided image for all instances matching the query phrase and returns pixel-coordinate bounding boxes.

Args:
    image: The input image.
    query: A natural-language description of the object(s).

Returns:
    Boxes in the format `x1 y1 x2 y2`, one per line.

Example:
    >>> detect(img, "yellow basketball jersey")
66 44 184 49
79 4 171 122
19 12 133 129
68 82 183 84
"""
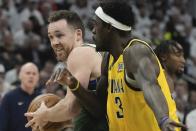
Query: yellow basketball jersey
107 39 179 131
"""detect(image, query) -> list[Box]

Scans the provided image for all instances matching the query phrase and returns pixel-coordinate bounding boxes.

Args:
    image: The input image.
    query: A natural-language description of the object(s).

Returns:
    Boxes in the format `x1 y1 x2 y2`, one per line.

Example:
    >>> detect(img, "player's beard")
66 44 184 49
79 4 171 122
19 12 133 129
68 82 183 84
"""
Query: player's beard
56 50 68 62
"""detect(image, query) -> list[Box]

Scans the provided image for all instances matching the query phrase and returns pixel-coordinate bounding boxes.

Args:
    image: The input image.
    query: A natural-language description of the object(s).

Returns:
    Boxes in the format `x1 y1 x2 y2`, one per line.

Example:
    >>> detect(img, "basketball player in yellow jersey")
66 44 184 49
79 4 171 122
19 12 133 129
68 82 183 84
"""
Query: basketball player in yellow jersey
44 1 187 131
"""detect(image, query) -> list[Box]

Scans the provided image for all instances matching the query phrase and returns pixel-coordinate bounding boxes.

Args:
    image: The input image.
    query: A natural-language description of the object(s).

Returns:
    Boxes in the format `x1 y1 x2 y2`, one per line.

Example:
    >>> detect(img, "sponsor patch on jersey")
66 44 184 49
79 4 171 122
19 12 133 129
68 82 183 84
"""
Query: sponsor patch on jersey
118 63 124 72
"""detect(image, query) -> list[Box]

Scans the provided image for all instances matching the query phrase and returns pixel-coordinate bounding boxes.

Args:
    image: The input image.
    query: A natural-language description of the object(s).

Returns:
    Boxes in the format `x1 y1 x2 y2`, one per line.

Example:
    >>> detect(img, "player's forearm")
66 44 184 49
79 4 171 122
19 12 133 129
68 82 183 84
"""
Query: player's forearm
142 82 169 125
73 86 105 119
69 78 105 119
46 97 81 122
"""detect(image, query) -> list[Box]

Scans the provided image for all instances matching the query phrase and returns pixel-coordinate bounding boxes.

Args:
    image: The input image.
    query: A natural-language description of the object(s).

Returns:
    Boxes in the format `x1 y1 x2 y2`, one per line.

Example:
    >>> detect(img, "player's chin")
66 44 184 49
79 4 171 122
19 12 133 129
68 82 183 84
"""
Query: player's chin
176 69 184 76
179 67 185 73
55 50 67 59
56 55 67 62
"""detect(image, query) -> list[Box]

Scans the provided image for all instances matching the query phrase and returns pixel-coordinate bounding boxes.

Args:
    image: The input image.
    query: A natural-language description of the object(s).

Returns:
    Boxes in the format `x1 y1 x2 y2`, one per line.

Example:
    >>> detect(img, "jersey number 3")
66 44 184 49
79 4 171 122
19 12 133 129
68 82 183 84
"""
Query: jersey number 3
115 97 124 118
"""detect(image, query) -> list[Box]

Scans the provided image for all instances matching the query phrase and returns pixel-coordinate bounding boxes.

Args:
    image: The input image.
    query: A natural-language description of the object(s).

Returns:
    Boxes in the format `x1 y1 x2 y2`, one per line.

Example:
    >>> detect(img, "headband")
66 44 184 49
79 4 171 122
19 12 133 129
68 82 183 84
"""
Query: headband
95 6 132 31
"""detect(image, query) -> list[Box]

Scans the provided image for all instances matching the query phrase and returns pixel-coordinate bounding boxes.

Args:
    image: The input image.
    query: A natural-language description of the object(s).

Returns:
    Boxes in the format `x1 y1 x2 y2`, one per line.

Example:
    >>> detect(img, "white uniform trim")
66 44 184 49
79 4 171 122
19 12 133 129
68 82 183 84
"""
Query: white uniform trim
95 6 132 31
83 43 102 57
125 72 140 89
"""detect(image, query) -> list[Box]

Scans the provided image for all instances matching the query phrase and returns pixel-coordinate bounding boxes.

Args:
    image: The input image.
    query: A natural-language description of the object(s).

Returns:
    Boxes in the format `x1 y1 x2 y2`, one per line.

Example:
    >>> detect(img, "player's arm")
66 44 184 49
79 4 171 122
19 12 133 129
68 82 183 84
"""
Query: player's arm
45 47 97 122
123 43 169 126
57 51 108 119
124 43 187 130
25 47 99 126
70 52 109 118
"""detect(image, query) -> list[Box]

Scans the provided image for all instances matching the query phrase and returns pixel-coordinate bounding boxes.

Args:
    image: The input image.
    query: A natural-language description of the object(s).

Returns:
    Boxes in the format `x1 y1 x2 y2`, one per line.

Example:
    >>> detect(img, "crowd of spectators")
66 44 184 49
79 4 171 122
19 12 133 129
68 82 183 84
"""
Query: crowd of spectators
0 0 196 130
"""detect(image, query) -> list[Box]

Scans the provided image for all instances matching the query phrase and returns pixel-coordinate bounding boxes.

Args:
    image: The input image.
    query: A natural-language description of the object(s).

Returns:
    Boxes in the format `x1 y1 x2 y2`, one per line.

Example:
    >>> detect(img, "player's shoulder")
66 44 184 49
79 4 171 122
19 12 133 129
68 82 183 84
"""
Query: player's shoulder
124 40 153 58
67 44 101 65
70 44 99 58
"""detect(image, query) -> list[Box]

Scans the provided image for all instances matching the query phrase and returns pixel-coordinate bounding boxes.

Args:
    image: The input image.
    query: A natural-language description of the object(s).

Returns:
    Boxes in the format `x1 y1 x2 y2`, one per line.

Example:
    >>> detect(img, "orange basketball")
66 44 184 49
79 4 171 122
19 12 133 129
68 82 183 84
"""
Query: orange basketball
27 93 70 131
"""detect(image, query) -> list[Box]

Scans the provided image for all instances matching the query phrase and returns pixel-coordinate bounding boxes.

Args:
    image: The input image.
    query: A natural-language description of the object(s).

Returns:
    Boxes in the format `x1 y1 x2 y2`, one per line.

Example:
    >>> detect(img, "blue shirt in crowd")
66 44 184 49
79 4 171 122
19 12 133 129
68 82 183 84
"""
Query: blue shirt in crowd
0 86 41 131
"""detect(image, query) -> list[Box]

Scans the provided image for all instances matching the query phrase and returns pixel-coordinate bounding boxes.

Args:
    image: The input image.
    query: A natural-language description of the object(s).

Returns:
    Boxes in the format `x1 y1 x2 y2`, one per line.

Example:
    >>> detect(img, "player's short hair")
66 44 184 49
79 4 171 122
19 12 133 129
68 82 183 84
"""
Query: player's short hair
99 0 135 28
48 10 85 39
154 40 183 62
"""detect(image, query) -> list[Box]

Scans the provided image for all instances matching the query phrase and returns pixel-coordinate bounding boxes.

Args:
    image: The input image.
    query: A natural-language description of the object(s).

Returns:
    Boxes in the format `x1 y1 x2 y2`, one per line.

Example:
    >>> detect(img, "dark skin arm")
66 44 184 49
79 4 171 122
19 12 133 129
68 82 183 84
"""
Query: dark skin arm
55 53 109 119
123 42 186 131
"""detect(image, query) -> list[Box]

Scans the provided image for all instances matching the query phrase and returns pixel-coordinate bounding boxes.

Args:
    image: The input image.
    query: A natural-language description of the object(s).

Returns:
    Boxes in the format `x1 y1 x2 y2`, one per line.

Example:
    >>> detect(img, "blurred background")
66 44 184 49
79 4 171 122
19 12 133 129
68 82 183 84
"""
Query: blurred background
0 0 196 130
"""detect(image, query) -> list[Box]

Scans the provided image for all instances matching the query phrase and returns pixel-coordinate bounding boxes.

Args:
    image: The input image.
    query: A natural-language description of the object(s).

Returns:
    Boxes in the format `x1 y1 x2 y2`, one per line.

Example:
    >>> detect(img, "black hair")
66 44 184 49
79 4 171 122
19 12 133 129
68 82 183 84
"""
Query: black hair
48 10 85 39
99 0 135 28
154 40 183 63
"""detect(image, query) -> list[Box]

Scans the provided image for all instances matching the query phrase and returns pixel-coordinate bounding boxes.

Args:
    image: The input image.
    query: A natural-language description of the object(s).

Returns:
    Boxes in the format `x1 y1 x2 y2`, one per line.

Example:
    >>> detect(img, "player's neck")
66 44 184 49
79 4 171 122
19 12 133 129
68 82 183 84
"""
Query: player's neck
164 70 175 93
69 40 83 55
109 36 130 61
73 40 83 48
165 68 177 82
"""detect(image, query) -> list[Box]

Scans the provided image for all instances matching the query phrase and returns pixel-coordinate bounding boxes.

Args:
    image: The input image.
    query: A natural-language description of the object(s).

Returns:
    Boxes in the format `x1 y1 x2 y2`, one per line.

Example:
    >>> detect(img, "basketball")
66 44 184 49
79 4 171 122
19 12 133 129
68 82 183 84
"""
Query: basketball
27 93 69 131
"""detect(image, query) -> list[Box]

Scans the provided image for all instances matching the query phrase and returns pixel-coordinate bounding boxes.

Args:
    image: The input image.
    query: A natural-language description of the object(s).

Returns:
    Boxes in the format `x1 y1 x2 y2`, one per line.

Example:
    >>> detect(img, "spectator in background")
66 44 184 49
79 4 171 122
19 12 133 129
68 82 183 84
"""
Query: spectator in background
5 59 23 86
164 7 191 59
13 19 35 47
186 103 196 131
134 2 151 40
149 20 163 48
186 110 196 131
182 88 196 126
0 14 10 47
187 26 196 79
0 64 15 103
0 31 23 71
175 79 189 102
39 2 52 24
29 15 42 36
20 34 42 65
188 0 196 26
185 89 196 131
187 89 196 112
174 79 189 122
0 62 41 131
54 0 72 10
20 0 44 27
70 0 92 25
70 0 94 42
1 0 27 33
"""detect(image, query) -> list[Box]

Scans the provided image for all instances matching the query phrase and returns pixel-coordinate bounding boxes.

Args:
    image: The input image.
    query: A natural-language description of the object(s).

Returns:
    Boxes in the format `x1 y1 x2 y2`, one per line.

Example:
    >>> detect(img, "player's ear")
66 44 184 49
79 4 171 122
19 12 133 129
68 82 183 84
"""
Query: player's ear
75 29 83 42
107 24 113 32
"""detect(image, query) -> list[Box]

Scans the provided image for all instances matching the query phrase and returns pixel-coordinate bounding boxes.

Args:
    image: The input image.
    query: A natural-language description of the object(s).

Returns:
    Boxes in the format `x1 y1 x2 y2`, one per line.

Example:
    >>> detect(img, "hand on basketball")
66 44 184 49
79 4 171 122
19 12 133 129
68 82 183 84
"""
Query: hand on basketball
161 118 187 131
25 102 48 131
46 65 75 87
